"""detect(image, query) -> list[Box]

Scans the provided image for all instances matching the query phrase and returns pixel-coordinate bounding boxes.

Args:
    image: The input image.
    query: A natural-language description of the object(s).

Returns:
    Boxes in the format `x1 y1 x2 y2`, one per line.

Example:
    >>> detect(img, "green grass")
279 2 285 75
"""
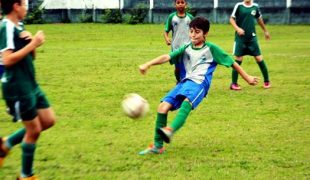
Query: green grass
0 23 309 179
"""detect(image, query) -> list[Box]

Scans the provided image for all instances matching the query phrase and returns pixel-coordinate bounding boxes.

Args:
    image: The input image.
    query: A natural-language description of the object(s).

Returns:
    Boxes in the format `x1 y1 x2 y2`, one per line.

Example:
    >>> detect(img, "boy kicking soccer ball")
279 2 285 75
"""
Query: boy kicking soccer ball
138 17 259 155
0 0 56 179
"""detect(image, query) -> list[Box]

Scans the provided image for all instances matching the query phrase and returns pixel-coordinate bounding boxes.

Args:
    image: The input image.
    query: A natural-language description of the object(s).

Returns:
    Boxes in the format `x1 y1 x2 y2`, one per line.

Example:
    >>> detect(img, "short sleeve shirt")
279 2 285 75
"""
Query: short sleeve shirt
169 42 234 85
165 12 193 50
231 2 262 42
0 19 38 99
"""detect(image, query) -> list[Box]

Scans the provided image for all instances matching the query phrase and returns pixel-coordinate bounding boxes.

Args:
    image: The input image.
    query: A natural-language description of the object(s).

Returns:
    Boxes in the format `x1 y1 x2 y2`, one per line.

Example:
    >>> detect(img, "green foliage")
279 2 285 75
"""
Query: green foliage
123 3 149 24
24 4 44 24
79 14 93 23
186 5 197 17
0 24 309 179
101 9 123 23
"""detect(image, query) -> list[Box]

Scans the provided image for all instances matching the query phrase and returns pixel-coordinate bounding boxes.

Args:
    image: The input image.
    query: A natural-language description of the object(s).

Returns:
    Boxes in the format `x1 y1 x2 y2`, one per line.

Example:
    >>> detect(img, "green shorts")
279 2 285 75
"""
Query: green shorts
5 87 50 121
233 40 261 56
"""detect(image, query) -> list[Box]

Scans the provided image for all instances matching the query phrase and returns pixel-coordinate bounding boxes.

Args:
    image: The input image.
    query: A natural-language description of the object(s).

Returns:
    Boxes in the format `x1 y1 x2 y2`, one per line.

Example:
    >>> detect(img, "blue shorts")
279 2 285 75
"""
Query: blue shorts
162 79 209 110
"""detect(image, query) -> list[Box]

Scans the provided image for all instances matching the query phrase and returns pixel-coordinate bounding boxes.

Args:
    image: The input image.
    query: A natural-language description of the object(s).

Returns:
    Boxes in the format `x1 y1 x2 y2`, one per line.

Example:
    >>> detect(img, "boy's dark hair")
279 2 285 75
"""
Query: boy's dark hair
0 0 21 15
189 16 210 34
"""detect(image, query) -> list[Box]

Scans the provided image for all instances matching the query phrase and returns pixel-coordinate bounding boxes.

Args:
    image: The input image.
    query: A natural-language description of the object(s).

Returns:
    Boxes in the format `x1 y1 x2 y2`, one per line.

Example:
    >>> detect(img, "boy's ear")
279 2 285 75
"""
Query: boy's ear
12 2 20 11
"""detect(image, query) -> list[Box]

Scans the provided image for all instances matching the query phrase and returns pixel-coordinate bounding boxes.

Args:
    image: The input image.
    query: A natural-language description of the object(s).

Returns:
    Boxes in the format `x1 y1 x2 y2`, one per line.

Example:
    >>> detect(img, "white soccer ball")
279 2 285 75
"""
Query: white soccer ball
121 93 149 119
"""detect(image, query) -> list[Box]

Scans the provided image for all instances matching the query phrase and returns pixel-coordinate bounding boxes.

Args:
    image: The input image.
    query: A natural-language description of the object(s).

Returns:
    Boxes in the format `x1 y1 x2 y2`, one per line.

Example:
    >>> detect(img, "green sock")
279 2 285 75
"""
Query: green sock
170 101 192 132
232 60 242 84
154 113 167 148
257 60 270 82
5 128 26 149
21 142 36 178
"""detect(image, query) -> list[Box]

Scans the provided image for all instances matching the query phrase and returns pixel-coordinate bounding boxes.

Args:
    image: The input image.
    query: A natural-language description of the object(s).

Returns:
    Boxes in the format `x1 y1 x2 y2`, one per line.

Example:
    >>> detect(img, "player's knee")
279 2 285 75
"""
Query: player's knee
42 116 56 130
27 125 42 139
255 55 263 62
157 103 170 114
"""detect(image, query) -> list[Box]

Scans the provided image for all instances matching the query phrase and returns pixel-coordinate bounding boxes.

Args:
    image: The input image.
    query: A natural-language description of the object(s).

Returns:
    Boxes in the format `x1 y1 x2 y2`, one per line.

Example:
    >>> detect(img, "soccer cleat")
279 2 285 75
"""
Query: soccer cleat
263 82 271 89
157 127 173 143
138 144 165 155
230 83 242 90
0 137 9 167
17 175 39 180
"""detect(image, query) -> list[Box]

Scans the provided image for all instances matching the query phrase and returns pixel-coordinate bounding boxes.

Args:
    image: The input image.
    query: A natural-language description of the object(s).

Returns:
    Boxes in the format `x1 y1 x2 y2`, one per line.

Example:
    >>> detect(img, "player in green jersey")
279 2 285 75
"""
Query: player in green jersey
138 17 259 155
164 0 193 83
0 0 56 179
230 0 271 90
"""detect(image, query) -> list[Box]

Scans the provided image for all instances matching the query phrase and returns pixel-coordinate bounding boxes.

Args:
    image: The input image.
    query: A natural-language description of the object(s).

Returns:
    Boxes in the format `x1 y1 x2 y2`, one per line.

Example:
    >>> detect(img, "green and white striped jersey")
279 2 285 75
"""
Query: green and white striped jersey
231 2 262 42
165 12 193 50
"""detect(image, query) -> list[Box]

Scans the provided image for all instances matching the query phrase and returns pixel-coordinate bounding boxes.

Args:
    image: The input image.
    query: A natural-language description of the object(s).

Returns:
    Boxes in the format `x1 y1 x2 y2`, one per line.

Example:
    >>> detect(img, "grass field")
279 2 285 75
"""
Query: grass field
0 23 309 179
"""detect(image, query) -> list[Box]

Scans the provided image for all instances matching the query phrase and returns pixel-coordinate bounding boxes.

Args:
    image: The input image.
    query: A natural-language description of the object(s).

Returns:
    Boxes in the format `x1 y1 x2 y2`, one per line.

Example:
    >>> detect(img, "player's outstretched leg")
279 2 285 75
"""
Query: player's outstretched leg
139 113 167 155
158 101 192 143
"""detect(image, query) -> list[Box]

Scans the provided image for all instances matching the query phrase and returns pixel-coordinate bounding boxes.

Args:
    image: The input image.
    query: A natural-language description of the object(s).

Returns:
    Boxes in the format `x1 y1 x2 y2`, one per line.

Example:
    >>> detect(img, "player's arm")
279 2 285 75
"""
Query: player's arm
257 17 270 40
163 31 171 46
232 62 259 85
2 31 45 67
139 54 170 75
230 17 244 36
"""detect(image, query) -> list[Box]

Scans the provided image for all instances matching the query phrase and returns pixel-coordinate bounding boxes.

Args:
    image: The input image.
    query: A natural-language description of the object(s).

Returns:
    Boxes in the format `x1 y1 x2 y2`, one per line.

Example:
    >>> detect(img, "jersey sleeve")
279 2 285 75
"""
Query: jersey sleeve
187 12 194 20
255 5 262 19
169 44 188 64
164 13 175 33
231 3 239 18
208 42 234 67
0 23 15 52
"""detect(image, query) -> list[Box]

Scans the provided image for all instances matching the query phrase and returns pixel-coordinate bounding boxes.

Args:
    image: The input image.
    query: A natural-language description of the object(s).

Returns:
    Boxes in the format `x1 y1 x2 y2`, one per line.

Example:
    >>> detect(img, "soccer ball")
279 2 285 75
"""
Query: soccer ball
121 93 149 119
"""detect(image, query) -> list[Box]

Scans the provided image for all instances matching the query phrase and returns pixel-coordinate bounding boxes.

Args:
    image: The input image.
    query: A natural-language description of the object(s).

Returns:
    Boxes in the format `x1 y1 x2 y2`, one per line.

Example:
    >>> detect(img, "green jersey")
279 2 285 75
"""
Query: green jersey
0 19 38 99
231 2 262 42
165 12 193 50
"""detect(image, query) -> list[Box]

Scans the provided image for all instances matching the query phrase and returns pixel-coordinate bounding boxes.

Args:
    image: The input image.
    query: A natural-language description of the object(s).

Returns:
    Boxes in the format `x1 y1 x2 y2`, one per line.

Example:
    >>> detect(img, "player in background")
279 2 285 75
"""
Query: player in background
230 0 271 90
138 17 259 155
164 0 193 83
0 0 56 179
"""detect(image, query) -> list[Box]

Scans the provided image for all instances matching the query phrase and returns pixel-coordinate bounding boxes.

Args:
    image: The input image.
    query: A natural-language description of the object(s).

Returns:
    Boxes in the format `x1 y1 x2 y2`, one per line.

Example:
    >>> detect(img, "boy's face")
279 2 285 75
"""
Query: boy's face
175 0 187 13
15 0 27 20
189 27 206 46
244 0 252 3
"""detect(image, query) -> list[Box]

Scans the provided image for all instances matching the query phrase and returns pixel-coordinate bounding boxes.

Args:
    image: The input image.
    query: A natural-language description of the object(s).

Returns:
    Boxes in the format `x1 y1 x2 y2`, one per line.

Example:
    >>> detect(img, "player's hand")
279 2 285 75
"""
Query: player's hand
19 31 33 41
264 31 270 40
165 39 171 46
32 31 45 47
139 64 149 75
237 28 245 36
247 76 260 86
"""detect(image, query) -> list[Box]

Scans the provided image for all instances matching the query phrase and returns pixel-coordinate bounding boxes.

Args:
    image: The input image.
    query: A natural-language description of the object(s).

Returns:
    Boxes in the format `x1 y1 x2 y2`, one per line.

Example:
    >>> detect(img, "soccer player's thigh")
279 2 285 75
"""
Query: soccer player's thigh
233 41 246 57
161 83 184 110
248 41 261 57
181 81 206 109
36 91 55 129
